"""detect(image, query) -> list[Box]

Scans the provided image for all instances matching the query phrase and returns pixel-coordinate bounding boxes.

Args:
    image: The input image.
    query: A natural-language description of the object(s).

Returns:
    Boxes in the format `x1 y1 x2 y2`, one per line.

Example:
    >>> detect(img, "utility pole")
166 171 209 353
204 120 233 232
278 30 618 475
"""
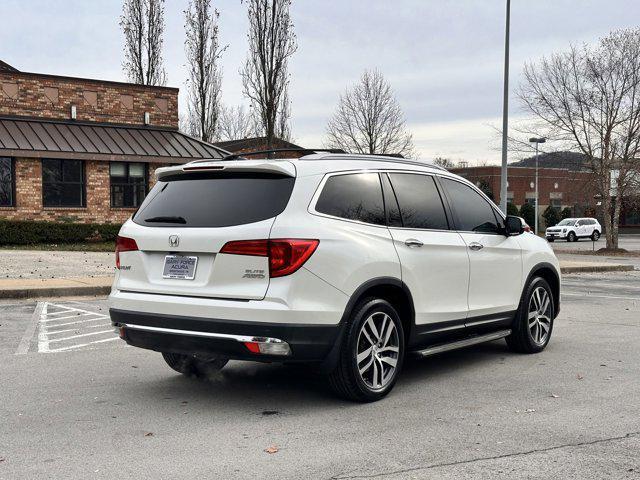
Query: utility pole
499 0 511 213
529 137 546 234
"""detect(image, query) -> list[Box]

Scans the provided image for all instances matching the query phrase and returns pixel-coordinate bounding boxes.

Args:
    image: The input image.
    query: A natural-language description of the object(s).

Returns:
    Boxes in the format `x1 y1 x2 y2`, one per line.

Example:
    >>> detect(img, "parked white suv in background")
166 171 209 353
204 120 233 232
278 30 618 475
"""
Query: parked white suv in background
109 151 561 402
545 217 601 242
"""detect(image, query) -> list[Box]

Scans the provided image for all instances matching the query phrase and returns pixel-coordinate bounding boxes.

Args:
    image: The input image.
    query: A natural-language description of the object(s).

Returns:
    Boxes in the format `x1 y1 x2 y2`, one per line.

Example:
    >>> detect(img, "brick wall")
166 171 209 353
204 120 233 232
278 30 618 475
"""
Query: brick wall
0 71 178 128
450 166 595 208
0 158 165 224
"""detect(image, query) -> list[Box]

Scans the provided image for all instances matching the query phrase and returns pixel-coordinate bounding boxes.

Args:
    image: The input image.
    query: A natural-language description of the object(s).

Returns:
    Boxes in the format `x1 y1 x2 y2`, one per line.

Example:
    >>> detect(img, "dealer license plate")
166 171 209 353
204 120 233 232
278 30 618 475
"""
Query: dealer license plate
162 255 198 280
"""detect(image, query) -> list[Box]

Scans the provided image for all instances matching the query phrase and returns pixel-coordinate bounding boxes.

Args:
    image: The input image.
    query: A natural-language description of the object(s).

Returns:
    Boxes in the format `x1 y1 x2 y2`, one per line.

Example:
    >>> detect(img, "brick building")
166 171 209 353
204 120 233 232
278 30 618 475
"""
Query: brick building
449 165 597 227
0 61 224 224
213 137 304 157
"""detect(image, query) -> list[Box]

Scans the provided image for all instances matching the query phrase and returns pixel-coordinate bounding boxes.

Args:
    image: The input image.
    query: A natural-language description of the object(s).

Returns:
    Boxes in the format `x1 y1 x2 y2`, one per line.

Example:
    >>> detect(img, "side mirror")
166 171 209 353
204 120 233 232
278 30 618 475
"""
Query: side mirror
504 215 524 236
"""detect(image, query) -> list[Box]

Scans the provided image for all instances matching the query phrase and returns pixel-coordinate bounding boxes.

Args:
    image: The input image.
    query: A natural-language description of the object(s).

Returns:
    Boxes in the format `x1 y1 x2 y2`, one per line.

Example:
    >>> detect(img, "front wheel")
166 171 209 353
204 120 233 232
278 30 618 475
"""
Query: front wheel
329 298 405 402
567 231 577 242
162 352 228 378
506 277 554 353
591 230 600 241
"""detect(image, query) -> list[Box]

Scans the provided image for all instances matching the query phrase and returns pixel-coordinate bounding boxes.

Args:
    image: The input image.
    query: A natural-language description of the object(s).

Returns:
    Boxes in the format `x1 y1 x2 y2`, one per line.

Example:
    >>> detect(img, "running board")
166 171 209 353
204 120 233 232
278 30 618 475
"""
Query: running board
412 329 512 358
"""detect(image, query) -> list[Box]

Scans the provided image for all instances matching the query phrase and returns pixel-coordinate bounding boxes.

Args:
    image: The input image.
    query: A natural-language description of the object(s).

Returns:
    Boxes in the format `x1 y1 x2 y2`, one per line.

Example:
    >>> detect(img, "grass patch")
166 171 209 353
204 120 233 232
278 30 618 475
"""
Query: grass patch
0 242 115 252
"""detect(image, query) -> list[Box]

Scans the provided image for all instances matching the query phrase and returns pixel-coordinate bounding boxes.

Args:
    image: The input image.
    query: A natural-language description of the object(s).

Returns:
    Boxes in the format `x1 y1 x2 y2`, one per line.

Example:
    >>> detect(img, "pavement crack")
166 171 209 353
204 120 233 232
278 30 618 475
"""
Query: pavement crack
330 431 640 479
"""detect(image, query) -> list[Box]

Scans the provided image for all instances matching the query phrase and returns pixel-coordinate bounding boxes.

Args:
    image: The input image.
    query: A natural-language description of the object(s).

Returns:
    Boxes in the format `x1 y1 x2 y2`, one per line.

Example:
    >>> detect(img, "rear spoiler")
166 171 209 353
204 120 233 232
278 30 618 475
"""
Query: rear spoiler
155 160 296 180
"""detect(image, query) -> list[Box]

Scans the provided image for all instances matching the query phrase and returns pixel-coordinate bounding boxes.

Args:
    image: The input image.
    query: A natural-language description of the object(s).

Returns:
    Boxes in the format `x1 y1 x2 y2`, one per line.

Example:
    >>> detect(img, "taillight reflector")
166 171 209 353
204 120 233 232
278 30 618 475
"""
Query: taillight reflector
115 235 138 269
220 239 319 278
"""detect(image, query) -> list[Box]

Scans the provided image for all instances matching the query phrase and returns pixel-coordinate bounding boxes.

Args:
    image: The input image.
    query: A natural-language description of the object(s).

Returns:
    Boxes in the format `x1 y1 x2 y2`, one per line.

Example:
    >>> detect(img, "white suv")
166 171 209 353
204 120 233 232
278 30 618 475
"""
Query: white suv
109 152 561 402
545 217 601 242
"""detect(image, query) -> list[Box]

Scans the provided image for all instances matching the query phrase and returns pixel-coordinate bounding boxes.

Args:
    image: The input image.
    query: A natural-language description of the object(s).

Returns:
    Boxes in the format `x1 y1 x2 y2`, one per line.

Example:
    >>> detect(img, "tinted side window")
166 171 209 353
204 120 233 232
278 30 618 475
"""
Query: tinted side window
441 178 501 233
387 173 449 230
316 173 385 225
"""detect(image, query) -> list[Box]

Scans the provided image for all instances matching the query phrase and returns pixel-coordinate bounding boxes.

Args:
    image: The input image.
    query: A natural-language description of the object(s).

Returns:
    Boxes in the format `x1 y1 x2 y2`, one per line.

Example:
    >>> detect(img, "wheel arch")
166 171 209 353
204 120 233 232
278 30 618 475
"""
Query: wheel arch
525 262 561 318
318 277 415 373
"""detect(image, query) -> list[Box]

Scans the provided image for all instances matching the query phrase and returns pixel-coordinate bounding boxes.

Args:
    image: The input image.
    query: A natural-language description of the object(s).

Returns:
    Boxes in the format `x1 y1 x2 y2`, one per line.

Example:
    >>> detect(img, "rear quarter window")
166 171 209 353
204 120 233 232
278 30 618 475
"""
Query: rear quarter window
315 173 385 225
133 171 295 228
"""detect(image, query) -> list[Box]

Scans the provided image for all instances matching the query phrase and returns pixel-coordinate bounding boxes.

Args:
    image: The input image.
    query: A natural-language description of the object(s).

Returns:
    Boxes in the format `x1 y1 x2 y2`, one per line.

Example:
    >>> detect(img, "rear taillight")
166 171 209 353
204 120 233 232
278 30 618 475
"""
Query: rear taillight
115 235 138 269
220 239 319 278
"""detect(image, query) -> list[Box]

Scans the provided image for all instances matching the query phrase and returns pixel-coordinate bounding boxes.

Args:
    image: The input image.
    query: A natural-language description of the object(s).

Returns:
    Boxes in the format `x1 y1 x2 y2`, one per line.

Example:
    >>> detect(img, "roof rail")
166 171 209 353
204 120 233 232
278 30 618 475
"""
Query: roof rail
300 153 448 171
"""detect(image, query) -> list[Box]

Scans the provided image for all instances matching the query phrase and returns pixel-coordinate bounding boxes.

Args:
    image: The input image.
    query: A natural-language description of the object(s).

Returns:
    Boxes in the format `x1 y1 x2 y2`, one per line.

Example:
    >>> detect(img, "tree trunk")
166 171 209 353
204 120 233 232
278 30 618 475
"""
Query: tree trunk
612 190 622 250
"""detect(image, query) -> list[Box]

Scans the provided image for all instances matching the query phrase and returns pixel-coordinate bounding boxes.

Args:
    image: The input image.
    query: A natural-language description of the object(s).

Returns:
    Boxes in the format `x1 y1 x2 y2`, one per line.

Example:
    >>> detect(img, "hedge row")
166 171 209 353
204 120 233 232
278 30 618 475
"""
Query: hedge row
0 220 122 245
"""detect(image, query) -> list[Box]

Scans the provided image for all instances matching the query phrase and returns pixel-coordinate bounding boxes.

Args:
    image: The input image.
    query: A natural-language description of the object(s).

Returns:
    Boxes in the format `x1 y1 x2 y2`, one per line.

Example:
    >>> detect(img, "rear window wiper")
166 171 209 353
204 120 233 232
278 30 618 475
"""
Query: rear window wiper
144 216 187 224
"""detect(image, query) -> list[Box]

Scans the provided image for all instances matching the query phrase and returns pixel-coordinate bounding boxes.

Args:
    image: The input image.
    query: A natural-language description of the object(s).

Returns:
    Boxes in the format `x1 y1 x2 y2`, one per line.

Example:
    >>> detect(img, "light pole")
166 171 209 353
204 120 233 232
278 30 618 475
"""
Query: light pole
529 137 546 234
499 0 511 214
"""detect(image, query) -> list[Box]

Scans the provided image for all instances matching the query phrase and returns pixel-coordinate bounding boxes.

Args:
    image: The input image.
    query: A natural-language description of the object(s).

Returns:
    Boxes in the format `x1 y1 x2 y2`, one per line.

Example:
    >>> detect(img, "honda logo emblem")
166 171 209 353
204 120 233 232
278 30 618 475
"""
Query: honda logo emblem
169 235 180 248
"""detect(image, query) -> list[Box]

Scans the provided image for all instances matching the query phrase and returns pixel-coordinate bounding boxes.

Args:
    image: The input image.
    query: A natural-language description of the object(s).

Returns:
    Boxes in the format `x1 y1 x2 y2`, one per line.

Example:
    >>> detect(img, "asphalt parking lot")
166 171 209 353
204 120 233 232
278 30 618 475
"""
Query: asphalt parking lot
0 273 639 479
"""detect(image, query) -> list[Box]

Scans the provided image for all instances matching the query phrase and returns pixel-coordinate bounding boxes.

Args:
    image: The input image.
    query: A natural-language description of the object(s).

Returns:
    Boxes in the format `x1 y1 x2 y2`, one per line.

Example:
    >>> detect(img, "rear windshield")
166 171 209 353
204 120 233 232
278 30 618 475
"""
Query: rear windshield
133 171 295 228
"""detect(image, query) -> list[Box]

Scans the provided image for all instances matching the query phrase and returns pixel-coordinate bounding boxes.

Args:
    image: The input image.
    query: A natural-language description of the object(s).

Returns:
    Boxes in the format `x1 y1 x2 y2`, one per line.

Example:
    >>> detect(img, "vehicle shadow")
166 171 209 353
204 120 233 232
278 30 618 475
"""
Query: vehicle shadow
125 340 518 411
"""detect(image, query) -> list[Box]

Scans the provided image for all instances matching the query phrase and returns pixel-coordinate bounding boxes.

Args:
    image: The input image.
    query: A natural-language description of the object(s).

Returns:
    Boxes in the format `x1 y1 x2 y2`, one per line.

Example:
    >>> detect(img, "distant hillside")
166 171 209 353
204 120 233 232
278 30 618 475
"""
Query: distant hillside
510 151 588 171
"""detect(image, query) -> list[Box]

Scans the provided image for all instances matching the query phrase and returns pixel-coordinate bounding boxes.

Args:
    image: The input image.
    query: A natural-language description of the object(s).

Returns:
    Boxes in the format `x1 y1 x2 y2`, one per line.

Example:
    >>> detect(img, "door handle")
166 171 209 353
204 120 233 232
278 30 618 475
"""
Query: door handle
404 238 424 248
468 242 484 251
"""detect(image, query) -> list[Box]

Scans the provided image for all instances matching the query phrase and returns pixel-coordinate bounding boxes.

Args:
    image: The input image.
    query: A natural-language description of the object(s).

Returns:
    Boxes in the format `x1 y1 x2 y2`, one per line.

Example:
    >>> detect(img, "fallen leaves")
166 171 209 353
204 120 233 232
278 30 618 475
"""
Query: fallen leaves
550 393 560 398
144 432 154 437
577 373 584 380
264 445 279 454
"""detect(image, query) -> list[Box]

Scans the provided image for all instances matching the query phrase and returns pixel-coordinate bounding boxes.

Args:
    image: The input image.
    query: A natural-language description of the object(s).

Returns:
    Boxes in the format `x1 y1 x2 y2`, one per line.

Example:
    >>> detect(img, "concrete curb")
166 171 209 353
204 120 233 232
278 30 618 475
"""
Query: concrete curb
0 284 112 300
560 264 634 274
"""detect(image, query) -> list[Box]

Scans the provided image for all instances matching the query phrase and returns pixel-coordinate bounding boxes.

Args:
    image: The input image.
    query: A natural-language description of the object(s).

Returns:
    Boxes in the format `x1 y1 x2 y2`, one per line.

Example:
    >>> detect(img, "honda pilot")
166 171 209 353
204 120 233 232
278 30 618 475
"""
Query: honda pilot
109 152 561 402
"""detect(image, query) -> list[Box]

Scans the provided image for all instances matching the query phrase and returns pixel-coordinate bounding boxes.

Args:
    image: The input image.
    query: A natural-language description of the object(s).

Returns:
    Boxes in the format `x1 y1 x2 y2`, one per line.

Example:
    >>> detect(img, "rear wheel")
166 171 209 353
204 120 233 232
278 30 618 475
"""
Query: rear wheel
591 230 600 241
506 277 554 353
162 352 228 378
329 298 404 402
567 231 577 242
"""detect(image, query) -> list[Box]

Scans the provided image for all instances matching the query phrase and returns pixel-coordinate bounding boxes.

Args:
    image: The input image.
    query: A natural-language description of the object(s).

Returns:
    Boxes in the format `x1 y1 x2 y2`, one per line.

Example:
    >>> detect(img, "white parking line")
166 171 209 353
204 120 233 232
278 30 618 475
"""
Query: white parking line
35 302 119 353
15 302 45 355
47 337 119 353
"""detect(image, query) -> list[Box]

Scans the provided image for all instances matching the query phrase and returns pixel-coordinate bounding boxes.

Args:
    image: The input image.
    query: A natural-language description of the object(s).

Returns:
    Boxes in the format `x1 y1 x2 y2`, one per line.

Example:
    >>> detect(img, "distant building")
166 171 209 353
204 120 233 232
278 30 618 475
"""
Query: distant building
214 137 303 158
450 160 639 232
0 61 224 224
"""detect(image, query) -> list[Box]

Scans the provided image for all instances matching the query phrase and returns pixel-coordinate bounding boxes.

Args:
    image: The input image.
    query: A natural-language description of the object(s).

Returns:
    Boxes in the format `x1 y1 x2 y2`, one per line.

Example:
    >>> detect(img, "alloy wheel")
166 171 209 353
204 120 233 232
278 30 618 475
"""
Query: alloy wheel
528 287 552 345
356 312 400 391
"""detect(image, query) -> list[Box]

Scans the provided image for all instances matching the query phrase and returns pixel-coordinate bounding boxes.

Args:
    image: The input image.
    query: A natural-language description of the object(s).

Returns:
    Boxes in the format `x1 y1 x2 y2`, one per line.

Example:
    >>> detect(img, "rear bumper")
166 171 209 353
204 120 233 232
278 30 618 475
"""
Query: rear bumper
110 308 341 362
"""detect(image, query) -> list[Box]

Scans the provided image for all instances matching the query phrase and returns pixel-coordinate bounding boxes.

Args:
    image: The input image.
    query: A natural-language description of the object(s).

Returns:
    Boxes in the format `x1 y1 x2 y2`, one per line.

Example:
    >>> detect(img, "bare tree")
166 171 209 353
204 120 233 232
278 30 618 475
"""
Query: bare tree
184 0 226 142
433 157 456 169
120 0 167 85
216 104 260 141
325 69 415 158
520 28 640 249
240 0 297 148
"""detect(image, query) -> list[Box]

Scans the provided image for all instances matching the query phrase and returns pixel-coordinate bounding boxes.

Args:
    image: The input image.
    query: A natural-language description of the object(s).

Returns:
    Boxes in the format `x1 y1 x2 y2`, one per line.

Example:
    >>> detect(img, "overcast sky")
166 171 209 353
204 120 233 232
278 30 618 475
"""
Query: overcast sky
1 0 638 163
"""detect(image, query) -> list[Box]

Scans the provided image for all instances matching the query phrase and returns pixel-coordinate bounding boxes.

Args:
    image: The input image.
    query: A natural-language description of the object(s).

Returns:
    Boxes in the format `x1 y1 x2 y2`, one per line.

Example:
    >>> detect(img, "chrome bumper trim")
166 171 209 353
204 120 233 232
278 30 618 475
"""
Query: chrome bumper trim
117 323 288 345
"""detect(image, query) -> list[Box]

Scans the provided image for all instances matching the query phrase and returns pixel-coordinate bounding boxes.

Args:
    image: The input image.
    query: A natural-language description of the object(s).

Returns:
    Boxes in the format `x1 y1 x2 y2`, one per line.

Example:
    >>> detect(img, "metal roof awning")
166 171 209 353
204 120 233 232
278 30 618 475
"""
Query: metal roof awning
0 116 226 163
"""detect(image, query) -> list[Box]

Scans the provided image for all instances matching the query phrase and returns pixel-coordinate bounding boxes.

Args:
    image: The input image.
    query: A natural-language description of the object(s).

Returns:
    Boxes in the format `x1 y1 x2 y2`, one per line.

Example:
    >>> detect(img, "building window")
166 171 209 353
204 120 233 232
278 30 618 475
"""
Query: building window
550 199 562 209
42 159 85 207
0 157 15 207
110 162 147 208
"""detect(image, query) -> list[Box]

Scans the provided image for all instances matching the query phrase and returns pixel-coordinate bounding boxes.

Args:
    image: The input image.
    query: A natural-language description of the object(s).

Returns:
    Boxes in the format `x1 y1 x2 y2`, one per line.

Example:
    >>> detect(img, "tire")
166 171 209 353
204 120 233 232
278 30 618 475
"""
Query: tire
547 237 554 242
328 298 405 402
162 352 228 378
506 277 555 354
591 230 600 241
567 231 577 242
